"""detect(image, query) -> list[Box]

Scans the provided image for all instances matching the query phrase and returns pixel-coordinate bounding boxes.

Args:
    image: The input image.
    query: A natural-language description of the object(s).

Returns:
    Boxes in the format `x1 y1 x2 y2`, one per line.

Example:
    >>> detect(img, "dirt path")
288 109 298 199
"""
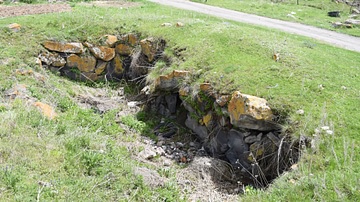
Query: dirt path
149 0 360 53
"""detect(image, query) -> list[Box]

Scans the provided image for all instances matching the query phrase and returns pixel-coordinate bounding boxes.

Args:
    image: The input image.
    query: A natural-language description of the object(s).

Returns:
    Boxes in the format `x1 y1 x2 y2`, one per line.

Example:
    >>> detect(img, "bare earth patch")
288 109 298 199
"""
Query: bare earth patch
0 4 72 18
79 1 140 8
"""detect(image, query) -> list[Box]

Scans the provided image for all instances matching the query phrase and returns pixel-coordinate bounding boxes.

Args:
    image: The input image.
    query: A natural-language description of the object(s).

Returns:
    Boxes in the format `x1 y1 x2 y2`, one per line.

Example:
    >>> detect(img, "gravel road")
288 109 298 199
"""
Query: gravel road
149 0 360 53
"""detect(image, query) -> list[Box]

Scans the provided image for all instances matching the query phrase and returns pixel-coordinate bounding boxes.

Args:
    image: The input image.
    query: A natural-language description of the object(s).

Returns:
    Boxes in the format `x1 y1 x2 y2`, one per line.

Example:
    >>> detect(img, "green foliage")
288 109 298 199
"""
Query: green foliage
0 167 21 192
194 0 360 37
19 0 37 4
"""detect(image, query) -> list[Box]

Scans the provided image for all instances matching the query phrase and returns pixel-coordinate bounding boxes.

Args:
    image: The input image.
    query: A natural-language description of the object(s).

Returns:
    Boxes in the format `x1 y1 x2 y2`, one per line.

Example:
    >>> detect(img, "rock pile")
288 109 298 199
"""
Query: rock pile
38 34 165 82
38 34 300 187
148 76 299 187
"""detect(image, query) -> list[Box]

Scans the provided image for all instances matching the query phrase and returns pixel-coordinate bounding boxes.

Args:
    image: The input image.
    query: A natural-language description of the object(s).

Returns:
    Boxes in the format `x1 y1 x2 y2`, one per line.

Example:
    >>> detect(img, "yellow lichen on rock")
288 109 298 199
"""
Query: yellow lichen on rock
105 35 118 47
140 38 157 62
155 70 190 90
84 42 115 62
67 54 96 72
115 44 132 56
95 61 107 75
43 41 84 54
228 91 273 123
113 54 123 74
202 112 212 127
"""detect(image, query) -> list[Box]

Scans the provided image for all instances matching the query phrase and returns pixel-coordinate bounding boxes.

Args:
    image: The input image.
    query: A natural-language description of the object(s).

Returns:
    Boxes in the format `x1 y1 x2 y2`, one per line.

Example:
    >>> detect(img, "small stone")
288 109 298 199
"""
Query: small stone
163 159 172 166
290 163 298 170
273 53 280 61
176 22 184 27
341 86 347 90
157 141 164 147
332 22 343 28
189 142 195 147
8 23 21 32
296 109 305 115
155 147 165 156
321 126 330 131
161 22 172 27
345 19 360 25
176 142 184 148
326 130 334 135
127 101 138 108
318 84 324 90
287 14 296 19
138 148 157 160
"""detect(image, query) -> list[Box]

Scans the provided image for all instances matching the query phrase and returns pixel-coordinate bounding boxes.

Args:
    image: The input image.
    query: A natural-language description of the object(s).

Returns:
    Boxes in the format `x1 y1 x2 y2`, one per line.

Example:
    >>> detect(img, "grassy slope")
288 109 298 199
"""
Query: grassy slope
0 1 359 201
192 0 360 37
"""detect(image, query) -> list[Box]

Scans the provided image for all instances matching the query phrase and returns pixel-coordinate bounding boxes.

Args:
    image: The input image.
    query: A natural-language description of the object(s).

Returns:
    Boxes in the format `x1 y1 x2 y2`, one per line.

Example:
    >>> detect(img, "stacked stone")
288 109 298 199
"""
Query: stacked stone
152 72 298 187
38 34 165 82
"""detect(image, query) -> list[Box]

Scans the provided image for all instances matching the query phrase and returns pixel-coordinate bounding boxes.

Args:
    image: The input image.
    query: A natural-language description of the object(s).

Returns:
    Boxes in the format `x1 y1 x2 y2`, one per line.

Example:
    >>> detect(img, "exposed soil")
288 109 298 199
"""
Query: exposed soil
0 1 140 18
0 4 72 18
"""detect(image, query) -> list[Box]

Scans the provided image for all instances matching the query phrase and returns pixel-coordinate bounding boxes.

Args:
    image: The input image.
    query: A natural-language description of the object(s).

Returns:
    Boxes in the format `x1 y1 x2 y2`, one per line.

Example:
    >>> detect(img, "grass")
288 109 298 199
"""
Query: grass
192 0 360 37
0 0 359 201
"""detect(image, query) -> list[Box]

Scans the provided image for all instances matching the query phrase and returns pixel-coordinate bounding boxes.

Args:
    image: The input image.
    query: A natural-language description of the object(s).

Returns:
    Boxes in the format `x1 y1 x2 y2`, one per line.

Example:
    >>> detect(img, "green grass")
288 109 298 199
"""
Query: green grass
192 0 360 37
0 1 359 201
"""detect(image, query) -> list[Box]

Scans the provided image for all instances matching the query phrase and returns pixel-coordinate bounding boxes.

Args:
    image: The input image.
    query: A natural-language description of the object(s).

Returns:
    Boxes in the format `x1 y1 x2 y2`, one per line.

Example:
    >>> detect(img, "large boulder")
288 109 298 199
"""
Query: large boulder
227 91 279 131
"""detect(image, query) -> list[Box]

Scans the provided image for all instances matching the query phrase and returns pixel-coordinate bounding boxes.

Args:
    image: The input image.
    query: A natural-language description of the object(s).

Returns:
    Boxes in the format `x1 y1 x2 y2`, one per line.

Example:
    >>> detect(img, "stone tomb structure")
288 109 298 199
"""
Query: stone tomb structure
38 34 300 187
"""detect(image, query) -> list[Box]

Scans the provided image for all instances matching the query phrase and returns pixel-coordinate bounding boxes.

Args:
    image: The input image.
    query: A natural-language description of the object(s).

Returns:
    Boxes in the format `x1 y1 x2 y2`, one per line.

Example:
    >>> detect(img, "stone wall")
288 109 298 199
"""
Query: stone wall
39 34 165 82
38 34 299 187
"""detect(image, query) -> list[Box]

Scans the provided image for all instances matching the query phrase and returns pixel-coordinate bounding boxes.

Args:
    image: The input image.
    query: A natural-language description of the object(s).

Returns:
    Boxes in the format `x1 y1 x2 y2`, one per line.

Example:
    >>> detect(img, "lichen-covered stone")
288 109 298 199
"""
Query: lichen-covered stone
202 112 212 127
216 95 231 107
113 54 124 74
200 83 212 94
122 33 138 46
104 35 118 47
84 42 115 62
38 52 66 67
155 70 190 91
33 102 57 119
8 23 21 32
43 41 84 54
95 61 107 75
67 54 96 73
228 91 278 131
140 38 157 62
115 44 132 56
